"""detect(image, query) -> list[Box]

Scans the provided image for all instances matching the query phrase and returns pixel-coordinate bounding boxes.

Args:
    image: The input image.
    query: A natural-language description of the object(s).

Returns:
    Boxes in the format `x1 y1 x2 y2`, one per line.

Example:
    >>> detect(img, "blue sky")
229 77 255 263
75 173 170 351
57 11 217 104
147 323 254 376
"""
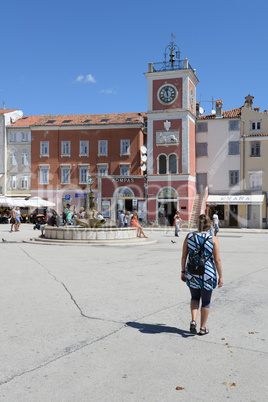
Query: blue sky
1 0 267 116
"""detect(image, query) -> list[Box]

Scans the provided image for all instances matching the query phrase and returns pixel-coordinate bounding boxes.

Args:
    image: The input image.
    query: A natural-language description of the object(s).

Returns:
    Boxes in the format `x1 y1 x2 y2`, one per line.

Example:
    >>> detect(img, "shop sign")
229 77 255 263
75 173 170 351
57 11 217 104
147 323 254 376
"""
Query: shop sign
112 178 135 183
75 193 87 198
102 201 111 218
116 187 134 198
158 187 177 199
220 196 250 202
65 195 70 200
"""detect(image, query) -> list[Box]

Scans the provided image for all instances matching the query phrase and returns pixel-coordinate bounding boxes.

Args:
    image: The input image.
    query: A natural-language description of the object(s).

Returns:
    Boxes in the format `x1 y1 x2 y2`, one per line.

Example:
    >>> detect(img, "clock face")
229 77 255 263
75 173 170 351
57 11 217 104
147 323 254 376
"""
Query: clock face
158 84 177 105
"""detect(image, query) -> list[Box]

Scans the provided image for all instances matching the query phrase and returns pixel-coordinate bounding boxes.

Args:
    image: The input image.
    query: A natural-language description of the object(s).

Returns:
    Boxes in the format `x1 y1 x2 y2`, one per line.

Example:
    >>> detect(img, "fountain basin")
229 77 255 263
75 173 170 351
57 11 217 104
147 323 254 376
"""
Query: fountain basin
44 226 138 241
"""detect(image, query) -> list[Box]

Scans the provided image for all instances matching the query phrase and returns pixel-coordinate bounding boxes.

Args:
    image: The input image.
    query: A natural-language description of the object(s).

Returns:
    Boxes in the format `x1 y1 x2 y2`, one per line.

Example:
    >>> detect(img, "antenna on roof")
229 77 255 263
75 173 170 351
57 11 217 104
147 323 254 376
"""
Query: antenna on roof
199 95 214 114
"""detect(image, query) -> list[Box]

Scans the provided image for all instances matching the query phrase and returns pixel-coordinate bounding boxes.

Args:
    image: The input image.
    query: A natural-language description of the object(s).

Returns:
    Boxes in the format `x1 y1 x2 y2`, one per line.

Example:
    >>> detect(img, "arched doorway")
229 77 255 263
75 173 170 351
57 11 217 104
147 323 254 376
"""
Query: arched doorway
157 187 178 226
113 186 134 221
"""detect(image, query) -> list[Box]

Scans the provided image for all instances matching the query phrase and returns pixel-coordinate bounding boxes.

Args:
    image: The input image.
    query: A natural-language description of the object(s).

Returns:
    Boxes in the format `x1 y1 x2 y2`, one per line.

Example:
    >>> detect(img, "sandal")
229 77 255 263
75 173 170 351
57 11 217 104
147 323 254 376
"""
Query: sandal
190 320 197 334
199 327 209 336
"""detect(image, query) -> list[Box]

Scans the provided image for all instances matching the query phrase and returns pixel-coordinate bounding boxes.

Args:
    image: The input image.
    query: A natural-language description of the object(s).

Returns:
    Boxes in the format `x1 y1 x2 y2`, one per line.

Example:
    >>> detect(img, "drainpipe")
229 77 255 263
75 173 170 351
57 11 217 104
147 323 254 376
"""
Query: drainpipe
263 191 268 229
241 120 245 191
144 175 148 225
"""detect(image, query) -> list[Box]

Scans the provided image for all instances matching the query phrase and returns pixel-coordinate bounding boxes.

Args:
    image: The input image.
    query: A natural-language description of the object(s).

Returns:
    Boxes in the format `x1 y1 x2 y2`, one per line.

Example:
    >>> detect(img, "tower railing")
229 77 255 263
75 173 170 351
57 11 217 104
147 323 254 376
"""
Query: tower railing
148 60 194 73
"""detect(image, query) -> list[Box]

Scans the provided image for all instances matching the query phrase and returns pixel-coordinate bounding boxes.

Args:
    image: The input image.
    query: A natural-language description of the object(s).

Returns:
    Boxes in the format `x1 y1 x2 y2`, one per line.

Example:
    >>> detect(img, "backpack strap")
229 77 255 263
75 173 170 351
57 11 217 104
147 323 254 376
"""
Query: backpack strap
191 232 212 261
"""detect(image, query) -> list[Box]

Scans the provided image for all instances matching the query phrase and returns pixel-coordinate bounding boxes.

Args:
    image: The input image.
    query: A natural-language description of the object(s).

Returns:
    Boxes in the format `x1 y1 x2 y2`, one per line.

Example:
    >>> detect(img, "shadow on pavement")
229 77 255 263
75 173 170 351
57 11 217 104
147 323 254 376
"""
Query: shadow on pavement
126 321 194 338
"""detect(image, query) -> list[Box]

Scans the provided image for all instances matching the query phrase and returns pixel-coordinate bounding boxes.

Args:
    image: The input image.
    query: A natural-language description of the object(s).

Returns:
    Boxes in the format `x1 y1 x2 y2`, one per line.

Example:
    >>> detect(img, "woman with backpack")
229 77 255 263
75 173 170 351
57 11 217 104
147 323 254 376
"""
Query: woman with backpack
181 214 223 335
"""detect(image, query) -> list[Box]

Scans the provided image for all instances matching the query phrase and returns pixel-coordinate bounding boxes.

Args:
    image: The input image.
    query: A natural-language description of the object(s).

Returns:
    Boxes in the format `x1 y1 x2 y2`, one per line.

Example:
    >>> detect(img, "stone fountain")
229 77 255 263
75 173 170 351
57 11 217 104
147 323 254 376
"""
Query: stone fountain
32 175 156 245
74 175 107 228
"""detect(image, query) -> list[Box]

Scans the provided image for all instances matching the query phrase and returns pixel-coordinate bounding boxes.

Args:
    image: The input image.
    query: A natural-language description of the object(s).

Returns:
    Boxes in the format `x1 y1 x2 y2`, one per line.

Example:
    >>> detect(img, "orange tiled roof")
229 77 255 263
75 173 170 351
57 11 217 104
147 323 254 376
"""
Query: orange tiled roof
198 107 242 120
0 109 18 115
244 133 268 137
9 112 146 127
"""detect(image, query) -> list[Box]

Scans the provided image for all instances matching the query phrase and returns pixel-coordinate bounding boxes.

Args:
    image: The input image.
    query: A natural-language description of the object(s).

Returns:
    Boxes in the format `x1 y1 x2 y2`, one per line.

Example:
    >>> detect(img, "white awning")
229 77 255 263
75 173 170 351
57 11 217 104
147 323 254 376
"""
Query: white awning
207 195 264 205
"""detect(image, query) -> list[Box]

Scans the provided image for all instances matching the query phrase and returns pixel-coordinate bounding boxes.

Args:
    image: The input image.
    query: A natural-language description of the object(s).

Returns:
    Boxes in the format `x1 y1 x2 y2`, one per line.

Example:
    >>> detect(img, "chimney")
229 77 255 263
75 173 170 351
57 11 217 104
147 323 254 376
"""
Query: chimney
148 63 153 73
3 101 5 109
244 94 254 109
196 102 200 117
254 107 260 112
215 100 223 118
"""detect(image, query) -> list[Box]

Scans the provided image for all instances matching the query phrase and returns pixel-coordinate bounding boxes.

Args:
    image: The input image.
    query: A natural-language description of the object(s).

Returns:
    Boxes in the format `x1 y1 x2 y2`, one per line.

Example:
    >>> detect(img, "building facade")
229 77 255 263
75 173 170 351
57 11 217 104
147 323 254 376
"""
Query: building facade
197 95 267 228
0 108 23 195
9 112 146 219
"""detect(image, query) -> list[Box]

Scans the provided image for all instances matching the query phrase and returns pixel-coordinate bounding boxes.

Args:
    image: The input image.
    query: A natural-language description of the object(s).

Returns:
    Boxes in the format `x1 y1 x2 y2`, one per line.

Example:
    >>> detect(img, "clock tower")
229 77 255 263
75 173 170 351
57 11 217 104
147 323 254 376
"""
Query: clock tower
144 38 199 225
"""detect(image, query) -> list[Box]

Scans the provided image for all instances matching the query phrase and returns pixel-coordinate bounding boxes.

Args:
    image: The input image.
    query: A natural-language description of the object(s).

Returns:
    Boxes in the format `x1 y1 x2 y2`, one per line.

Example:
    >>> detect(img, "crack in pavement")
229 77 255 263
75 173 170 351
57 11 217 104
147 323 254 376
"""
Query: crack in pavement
19 247 124 324
0 325 125 386
3 246 265 387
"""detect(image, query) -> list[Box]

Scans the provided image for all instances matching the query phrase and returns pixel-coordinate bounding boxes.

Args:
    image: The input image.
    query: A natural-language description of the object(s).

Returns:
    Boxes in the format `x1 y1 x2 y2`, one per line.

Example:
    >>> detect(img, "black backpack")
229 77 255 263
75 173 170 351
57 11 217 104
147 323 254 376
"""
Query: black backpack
187 233 211 275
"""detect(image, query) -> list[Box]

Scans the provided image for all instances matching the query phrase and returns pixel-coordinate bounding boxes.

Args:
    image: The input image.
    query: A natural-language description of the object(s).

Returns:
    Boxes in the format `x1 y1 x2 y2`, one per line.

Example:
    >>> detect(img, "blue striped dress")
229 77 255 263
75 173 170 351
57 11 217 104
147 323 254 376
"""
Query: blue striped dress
186 232 217 290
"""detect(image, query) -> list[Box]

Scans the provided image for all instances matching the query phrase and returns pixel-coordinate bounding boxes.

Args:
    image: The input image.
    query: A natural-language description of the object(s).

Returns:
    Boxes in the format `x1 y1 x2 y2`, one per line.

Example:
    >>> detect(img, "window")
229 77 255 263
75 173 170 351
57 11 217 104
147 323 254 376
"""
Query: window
98 166 108 176
229 170 239 186
62 120 72 123
10 151 17 165
229 120 240 131
79 167 88 184
22 152 29 165
40 142 49 156
196 142 208 156
250 141 261 157
21 132 29 142
100 119 110 122
21 176 29 189
196 122 208 133
10 176 16 189
45 120 56 124
120 166 130 176
61 167 70 184
9 132 16 142
121 140 130 155
159 155 167 174
98 140 108 156
251 121 261 131
40 167 49 184
80 141 89 156
228 141 240 155
61 141 71 156
250 174 262 189
169 154 177 174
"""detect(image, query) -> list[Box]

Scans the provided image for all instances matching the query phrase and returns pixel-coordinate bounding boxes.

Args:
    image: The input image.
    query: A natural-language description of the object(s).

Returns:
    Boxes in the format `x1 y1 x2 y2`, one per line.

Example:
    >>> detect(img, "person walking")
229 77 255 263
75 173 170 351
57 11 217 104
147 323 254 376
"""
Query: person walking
10 207 16 232
15 206 21 231
174 211 182 237
213 210 220 236
181 214 223 335
124 212 129 227
118 210 125 227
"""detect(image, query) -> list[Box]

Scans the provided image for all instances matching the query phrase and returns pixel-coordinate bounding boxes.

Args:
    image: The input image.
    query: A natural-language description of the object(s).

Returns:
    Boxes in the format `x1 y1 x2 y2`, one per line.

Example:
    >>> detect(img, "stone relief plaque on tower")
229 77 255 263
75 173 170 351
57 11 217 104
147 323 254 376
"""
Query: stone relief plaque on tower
156 130 179 146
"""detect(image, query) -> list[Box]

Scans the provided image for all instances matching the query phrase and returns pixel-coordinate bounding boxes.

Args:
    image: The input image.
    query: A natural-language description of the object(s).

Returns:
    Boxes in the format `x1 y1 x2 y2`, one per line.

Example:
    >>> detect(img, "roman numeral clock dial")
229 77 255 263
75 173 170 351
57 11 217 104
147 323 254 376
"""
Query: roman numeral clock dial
157 84 178 105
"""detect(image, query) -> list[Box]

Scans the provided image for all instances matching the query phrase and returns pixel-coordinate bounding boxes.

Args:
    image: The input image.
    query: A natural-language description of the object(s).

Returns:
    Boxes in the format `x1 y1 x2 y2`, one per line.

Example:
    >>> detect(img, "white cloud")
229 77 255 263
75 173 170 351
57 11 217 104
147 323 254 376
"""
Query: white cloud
75 75 85 83
84 74 96 83
100 89 117 95
74 74 96 84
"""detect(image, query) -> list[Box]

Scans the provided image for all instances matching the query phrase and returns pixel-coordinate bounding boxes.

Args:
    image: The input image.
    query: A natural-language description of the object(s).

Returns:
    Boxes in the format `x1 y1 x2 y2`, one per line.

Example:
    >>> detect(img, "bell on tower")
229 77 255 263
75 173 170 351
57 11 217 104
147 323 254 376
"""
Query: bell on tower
147 34 195 74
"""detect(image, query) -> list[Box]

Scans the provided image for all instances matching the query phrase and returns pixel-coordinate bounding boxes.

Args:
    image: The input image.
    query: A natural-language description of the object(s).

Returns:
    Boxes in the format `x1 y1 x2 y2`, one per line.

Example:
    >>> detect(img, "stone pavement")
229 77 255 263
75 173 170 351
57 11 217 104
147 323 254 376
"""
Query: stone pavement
0 223 267 401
